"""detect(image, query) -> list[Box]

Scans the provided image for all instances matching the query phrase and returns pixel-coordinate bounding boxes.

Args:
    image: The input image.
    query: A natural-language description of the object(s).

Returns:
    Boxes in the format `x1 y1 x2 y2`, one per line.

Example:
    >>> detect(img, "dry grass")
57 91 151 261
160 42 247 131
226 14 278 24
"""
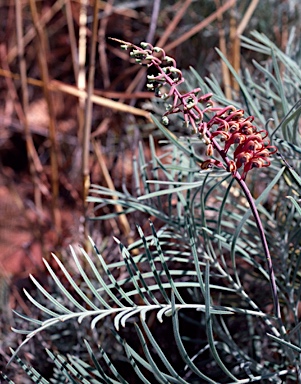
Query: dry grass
0 0 298 378
0 0 245 273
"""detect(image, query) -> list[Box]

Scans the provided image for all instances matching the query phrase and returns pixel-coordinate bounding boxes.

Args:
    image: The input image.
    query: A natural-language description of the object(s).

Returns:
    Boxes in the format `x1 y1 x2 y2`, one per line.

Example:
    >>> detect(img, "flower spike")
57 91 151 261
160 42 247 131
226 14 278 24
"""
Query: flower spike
114 38 277 181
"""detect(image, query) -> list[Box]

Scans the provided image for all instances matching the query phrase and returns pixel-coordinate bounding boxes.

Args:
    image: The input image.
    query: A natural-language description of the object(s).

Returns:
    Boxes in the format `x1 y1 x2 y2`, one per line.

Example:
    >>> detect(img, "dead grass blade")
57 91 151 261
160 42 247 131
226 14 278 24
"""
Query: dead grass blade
82 0 99 246
231 0 260 92
8 0 66 64
15 0 46 228
164 0 237 52
98 0 114 89
157 0 192 48
64 0 79 80
0 69 152 119
215 0 232 100
29 0 61 236
92 139 131 238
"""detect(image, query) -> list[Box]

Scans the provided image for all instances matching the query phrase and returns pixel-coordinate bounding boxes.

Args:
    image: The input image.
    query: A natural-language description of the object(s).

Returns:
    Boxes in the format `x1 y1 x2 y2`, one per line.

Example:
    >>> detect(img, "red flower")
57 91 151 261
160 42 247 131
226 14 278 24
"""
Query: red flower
116 38 277 180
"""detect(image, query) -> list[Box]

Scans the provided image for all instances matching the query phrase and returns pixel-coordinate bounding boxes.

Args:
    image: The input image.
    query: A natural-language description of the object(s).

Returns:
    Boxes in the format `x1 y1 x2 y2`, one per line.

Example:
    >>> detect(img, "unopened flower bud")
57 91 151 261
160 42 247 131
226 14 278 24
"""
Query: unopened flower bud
155 88 161 97
201 135 211 145
229 161 237 173
140 42 149 49
161 93 169 100
144 55 155 61
206 144 213 156
162 116 169 126
200 159 223 170
201 160 214 169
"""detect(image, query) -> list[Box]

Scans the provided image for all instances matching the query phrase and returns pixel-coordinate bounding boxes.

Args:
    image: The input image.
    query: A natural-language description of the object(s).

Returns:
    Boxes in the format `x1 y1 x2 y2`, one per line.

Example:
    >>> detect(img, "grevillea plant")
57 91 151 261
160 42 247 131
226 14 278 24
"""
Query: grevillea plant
114 38 277 180
4 33 301 383
112 37 280 318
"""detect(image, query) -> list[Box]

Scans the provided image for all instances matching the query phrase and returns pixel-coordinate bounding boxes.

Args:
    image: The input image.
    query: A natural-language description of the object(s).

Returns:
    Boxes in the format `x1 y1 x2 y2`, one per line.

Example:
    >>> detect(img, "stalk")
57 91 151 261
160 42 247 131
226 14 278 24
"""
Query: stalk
113 38 280 318
236 177 280 318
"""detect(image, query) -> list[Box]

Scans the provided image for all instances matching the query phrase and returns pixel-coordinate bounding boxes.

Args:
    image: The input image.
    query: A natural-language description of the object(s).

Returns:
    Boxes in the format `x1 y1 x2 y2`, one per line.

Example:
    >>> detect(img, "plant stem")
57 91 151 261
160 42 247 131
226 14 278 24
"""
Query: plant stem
236 176 280 318
211 133 280 319
208 129 280 318
123 39 280 319
182 95 281 319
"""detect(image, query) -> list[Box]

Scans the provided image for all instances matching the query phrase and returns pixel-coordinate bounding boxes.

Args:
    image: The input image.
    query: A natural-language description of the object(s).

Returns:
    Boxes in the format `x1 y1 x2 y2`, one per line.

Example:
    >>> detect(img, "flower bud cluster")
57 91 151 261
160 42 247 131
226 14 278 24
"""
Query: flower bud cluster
116 39 185 96
114 38 277 180
198 106 277 179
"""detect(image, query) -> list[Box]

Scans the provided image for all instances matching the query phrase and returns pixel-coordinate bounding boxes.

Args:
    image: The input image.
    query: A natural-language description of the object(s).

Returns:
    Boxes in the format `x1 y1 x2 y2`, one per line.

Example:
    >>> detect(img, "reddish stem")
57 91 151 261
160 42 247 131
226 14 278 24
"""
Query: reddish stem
157 62 280 318
121 39 280 319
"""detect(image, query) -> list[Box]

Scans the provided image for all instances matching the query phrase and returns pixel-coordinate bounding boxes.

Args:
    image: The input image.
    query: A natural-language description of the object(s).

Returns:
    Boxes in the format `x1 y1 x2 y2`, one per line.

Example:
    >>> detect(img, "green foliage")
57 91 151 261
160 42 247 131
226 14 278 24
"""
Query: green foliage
2 32 301 383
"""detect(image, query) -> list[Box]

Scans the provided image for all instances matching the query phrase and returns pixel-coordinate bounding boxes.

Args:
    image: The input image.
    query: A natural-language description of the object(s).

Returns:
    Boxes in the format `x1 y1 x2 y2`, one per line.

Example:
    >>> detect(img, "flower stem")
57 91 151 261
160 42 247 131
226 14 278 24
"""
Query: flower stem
161 60 280 318
236 176 280 319
211 131 280 318
117 38 280 319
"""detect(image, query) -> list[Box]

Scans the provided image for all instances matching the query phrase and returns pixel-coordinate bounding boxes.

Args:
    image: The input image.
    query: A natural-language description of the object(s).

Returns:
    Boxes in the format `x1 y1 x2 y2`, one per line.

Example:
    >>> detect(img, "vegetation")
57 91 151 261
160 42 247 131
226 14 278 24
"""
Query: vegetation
1 1 301 383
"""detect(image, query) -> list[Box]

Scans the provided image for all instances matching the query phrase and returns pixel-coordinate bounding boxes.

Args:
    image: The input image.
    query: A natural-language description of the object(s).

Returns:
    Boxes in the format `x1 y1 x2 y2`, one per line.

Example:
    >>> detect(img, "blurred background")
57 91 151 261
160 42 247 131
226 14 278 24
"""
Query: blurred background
0 0 300 380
